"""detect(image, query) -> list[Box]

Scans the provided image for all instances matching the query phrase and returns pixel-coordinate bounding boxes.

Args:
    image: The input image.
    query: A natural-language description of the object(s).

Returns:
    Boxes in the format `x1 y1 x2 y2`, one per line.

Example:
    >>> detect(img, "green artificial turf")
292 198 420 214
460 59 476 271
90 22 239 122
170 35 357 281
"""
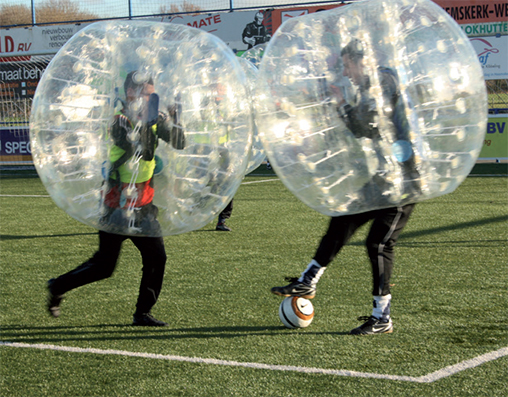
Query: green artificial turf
1 175 507 396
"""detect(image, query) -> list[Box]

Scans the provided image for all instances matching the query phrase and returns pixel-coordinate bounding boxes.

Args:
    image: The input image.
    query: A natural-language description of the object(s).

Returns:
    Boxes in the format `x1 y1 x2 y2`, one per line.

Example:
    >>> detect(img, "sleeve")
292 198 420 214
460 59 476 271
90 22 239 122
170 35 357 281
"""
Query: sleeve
341 97 378 139
382 72 411 142
242 23 253 43
156 110 186 150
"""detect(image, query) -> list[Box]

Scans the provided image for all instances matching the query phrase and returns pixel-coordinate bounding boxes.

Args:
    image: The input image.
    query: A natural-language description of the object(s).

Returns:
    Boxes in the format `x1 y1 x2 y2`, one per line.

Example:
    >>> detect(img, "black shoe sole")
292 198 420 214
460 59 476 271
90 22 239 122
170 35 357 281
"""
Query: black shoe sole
350 328 393 335
271 290 315 299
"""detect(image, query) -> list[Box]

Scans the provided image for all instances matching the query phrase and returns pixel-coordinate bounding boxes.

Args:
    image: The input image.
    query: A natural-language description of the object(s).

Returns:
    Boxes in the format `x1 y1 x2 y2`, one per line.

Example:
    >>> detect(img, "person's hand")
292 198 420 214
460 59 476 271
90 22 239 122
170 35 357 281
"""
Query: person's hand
330 84 346 106
244 37 256 46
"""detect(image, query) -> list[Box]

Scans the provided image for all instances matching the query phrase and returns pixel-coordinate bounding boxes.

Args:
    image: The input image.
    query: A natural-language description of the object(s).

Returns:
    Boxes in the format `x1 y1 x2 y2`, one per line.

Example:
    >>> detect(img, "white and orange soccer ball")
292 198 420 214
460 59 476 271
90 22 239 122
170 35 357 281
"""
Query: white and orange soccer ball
278 297 314 328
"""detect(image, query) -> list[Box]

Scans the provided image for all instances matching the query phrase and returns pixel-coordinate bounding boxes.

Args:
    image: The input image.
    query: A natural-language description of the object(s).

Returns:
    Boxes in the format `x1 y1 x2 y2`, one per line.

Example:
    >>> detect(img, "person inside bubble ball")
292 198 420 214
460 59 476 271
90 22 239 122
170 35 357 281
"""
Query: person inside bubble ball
46 71 185 327
271 39 420 335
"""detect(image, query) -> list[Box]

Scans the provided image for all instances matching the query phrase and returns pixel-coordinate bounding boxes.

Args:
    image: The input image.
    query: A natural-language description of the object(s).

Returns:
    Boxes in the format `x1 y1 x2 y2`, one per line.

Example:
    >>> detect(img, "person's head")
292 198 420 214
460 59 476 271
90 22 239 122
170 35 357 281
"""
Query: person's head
340 39 366 86
124 71 154 103
254 11 264 25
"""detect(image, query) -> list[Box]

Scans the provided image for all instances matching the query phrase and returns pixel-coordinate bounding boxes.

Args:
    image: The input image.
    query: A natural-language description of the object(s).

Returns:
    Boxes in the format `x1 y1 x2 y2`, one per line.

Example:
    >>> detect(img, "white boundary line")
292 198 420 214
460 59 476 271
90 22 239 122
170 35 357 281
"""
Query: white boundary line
1 342 506 383
241 178 279 185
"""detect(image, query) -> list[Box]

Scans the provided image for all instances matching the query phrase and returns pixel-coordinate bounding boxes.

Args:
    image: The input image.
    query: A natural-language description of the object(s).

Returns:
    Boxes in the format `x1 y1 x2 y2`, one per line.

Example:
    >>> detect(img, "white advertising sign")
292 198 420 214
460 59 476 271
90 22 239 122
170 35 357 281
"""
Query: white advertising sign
159 10 272 53
469 35 508 80
0 24 87 57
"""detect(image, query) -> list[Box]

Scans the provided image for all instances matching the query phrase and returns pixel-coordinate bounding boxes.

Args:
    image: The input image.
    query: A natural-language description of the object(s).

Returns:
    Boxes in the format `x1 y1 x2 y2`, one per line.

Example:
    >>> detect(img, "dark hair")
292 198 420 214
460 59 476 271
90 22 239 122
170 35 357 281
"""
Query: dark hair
340 39 364 62
124 71 154 94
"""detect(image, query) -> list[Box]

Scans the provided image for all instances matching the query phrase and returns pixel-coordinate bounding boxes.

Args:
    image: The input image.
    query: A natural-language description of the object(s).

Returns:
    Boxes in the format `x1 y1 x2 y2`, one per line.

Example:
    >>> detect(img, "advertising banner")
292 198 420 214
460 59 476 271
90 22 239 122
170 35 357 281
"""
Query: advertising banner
437 0 508 24
469 36 508 80
0 127 32 164
161 10 273 53
460 21 508 37
479 115 508 160
0 59 49 99
0 24 87 57
271 4 344 29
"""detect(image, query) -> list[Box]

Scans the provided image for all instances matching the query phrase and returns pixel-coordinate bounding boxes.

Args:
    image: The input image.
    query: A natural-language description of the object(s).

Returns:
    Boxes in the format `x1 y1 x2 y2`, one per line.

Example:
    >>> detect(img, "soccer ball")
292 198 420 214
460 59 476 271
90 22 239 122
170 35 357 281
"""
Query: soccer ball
278 297 314 328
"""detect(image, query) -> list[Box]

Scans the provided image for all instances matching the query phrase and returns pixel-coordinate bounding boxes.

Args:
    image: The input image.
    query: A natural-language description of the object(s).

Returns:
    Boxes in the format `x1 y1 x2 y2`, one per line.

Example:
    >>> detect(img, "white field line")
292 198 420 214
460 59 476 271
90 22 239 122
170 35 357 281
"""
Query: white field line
240 178 279 185
1 341 506 383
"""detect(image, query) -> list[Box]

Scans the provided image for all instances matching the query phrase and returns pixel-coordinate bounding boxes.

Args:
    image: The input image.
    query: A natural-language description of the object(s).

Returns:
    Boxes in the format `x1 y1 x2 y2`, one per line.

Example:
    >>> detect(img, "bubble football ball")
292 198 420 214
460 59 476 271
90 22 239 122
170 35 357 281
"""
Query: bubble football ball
279 297 314 328
240 43 266 68
255 0 487 216
236 56 266 175
30 20 253 236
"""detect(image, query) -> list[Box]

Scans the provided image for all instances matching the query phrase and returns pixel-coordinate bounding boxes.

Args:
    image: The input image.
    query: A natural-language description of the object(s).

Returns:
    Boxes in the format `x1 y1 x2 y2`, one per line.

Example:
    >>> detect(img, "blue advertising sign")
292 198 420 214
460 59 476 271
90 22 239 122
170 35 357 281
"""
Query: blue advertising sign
0 127 32 164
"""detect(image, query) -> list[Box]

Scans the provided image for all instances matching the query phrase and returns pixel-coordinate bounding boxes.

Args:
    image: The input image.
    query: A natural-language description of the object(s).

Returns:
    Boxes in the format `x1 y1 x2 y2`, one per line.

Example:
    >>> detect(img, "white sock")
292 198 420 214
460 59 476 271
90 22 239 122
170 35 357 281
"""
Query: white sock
298 259 325 286
372 294 391 322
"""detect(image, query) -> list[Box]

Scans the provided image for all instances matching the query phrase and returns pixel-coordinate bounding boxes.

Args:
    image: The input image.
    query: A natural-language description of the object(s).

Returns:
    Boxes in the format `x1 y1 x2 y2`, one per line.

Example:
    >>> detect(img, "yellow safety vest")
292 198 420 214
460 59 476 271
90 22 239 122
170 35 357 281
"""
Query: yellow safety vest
109 114 158 183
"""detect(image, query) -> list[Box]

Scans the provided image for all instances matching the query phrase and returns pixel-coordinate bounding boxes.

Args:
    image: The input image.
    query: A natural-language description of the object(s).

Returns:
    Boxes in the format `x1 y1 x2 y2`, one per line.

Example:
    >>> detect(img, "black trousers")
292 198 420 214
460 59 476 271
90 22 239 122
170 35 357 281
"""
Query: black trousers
50 230 167 314
313 204 415 296
219 199 233 220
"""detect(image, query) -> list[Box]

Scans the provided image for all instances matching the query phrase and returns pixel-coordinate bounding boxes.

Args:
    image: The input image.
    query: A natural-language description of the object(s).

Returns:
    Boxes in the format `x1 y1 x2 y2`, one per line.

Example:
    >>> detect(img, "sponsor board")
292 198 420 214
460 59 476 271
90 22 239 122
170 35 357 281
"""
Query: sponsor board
0 24 87 58
479 115 508 160
470 35 508 80
0 59 49 98
0 127 32 164
438 0 508 24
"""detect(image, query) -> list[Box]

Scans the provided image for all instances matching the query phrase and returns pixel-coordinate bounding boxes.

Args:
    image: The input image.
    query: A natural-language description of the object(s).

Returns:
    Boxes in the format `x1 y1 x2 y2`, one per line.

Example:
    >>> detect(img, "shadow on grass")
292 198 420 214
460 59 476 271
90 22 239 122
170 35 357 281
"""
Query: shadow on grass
346 214 507 247
0 232 97 240
0 324 349 344
400 215 508 241
2 215 505 242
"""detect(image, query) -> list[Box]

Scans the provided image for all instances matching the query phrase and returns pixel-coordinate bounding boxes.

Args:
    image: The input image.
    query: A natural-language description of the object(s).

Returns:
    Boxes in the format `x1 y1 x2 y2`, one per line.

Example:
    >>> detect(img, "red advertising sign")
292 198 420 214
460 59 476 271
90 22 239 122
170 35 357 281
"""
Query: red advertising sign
270 4 345 30
434 0 508 24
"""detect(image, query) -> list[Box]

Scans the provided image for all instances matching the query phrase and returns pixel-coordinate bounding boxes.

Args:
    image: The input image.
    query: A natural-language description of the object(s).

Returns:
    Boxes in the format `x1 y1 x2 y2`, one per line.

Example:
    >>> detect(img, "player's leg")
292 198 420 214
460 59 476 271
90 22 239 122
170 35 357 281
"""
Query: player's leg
47 231 125 317
130 235 168 326
216 199 233 231
351 204 415 335
271 213 370 298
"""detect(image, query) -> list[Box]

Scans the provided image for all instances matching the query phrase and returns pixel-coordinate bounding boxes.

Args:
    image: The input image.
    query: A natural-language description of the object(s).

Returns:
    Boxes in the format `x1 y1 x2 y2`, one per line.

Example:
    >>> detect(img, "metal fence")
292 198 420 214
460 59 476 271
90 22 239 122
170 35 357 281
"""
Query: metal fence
0 0 345 28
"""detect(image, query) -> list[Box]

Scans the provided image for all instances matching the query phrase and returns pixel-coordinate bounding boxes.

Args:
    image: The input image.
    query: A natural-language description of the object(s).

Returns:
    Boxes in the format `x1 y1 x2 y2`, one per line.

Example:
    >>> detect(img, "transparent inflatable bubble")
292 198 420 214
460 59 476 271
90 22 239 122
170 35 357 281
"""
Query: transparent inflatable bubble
30 21 252 236
236 55 265 174
255 0 487 216
241 43 267 68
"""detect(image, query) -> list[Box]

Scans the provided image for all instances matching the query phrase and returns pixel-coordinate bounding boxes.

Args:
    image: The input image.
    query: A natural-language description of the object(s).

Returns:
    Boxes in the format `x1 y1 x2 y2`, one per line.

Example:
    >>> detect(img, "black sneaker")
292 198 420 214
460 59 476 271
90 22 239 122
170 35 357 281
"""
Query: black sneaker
271 277 316 299
47 279 63 318
215 222 231 231
132 313 169 327
350 316 393 335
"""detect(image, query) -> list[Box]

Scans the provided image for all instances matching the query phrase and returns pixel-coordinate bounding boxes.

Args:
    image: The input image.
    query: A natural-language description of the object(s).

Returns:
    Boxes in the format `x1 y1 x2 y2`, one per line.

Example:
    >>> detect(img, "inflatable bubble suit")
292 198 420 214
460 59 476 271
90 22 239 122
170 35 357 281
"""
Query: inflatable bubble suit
30 20 253 236
255 0 487 216
241 43 266 69
236 55 265 174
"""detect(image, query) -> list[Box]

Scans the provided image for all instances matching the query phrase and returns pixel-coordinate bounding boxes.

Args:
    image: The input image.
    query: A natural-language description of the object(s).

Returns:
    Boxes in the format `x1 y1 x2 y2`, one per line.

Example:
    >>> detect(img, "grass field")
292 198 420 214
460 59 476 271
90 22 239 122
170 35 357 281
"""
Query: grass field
1 168 507 396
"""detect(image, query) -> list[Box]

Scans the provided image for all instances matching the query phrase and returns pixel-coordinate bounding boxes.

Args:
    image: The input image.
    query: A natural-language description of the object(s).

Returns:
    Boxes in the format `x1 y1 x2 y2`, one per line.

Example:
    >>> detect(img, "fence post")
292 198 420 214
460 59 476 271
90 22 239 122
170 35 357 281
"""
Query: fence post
31 0 36 25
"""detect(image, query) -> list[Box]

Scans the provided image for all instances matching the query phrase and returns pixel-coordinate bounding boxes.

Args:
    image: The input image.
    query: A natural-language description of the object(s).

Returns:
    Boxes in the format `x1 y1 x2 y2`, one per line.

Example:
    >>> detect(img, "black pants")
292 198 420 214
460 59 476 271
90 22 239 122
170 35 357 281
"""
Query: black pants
313 204 415 296
50 230 167 314
219 199 233 220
